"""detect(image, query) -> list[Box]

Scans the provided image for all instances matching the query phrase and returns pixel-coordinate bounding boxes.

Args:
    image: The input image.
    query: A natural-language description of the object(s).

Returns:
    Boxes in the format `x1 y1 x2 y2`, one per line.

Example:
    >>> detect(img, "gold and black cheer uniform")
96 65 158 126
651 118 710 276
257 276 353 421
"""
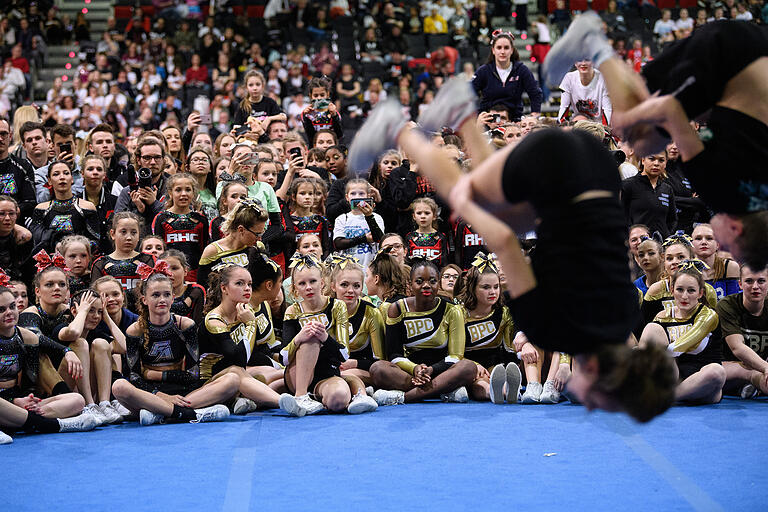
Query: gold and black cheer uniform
346 298 385 371
384 296 465 376
461 305 515 368
642 278 718 325
652 303 723 380
281 298 349 390
201 302 282 378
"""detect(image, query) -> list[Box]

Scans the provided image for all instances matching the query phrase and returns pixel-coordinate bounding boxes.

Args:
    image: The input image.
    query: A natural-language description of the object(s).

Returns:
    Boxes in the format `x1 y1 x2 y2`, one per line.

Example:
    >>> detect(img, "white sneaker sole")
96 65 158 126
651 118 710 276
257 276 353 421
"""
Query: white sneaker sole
505 363 522 404
279 394 307 417
489 364 506 405
348 398 378 414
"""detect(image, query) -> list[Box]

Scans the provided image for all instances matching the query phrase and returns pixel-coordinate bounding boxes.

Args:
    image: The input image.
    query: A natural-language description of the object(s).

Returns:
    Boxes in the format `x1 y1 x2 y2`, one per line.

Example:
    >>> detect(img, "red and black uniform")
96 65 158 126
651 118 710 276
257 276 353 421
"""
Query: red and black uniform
171 283 207 325
152 211 209 282
91 252 156 293
453 219 487 270
405 230 449 267
288 211 332 258
209 215 226 242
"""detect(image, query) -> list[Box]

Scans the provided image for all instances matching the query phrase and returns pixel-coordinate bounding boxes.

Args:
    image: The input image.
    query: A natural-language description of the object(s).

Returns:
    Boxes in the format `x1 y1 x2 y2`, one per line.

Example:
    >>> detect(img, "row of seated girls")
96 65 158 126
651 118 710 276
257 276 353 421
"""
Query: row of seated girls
1 195 767 443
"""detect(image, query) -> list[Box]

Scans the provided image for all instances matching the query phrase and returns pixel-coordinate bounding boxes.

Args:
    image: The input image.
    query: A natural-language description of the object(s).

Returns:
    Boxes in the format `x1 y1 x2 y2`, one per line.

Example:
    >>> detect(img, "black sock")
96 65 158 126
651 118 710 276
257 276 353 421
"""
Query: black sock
170 405 196 421
51 381 71 396
22 411 61 434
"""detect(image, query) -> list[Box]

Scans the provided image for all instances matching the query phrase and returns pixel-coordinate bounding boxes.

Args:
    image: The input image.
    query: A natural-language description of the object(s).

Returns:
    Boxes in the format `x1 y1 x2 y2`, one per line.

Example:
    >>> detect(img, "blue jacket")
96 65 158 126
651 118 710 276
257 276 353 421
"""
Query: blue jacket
471 61 542 119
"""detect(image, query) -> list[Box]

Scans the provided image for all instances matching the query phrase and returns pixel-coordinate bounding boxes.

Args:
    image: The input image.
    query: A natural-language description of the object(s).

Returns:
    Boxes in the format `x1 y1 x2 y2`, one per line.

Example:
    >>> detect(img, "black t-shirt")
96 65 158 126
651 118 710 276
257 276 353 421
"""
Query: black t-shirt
233 96 282 126
682 107 768 214
620 174 677 239
716 292 768 361
501 130 638 354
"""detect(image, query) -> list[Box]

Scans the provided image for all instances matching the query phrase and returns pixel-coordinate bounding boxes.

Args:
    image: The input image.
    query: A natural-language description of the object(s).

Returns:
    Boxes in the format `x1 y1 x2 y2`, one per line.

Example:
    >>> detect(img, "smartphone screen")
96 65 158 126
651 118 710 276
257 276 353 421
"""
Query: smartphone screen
199 114 212 124
59 142 72 154
350 197 374 209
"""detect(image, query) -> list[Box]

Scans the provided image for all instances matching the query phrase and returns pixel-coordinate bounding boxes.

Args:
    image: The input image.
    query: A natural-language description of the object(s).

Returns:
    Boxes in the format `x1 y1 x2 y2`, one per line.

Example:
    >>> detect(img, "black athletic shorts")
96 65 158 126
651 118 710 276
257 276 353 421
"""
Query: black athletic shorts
642 21 768 120
129 377 204 396
502 130 639 354
285 338 345 394
0 386 24 402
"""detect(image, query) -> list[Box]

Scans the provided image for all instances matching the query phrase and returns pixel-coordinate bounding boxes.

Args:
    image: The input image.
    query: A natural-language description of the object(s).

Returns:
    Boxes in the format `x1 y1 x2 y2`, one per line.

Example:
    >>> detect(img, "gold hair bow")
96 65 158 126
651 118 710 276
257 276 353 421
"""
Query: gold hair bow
240 197 265 215
678 259 709 274
471 252 498 273
325 253 360 270
288 253 321 271
662 230 693 248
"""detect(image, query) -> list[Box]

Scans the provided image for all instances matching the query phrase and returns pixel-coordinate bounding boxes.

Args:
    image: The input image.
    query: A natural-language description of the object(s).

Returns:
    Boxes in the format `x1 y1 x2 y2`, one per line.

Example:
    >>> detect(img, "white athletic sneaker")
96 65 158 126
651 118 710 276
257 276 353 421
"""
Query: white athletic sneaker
365 386 375 398
84 402 108 426
233 397 258 415
279 393 324 417
542 12 614 86
347 392 378 414
0 430 12 444
57 412 100 433
373 389 405 406
193 404 230 423
111 399 132 418
505 362 523 404
139 409 165 426
489 364 506 405
522 382 543 404
441 386 469 403
539 381 561 404
740 383 758 399
347 99 408 174
98 401 123 424
417 77 478 133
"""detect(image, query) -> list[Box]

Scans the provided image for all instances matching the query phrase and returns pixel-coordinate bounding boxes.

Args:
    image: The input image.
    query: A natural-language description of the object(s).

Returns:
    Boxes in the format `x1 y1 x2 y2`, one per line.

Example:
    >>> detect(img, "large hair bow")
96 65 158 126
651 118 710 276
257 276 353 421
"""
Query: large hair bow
471 252 498 273
288 253 321 271
325 253 359 270
240 197 265 215
663 230 693 248
640 231 664 245
33 250 70 273
678 259 709 274
136 260 173 279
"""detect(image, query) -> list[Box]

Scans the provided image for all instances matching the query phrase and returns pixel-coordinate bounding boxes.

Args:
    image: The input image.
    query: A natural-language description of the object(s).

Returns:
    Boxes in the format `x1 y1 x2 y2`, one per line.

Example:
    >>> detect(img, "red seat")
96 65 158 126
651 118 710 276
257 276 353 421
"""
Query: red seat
114 6 132 19
679 0 697 7
570 0 588 12
656 0 675 8
591 0 608 11
247 5 264 17
548 0 558 13
142 5 155 16
233 6 244 15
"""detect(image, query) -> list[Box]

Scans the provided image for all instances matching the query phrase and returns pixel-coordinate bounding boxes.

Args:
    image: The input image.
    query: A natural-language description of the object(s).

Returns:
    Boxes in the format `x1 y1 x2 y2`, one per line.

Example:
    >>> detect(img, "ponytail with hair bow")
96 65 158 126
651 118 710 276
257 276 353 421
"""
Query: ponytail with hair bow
288 253 321 272
33 250 70 273
325 253 359 270
0 268 10 288
471 252 499 273
662 230 693 248
136 260 173 280
640 231 664 245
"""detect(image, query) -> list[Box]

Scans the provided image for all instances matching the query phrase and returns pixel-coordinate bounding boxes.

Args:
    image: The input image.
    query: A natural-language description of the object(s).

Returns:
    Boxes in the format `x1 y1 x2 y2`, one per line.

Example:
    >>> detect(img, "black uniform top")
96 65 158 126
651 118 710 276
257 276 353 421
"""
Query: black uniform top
171 283 206 325
500 130 639 354
0 232 33 282
233 96 282 126
0 154 36 221
405 231 449 268
126 315 199 384
621 174 677 239
152 210 209 273
30 197 101 254
79 186 118 255
716 293 768 361
91 252 156 292
453 219 487 270
346 298 385 372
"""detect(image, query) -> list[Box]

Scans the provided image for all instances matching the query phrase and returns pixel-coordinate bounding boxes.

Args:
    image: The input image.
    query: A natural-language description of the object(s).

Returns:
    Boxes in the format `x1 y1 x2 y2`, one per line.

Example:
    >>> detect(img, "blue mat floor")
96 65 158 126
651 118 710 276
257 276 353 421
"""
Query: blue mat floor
4 397 767 511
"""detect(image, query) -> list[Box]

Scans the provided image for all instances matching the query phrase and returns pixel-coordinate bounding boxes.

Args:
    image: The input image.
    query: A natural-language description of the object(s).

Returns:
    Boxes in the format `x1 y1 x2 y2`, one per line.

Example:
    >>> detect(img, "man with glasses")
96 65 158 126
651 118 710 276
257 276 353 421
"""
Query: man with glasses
0 118 36 222
114 137 168 232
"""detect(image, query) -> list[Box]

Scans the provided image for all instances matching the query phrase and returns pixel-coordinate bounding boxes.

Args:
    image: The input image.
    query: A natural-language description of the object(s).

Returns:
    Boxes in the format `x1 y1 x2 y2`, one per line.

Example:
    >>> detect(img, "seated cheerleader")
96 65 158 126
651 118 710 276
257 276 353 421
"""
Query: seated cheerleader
152 173 209 282
201 261 285 414
210 181 249 242
0 195 33 283
368 259 477 405
282 233 323 306
139 235 166 259
455 254 521 404
405 197 449 268
643 232 718 324
329 256 386 385
691 223 741 300
437 264 461 302
30 160 100 254
58 235 92 295
365 248 409 311
54 289 126 424
163 249 206 325
639 260 726 405
288 178 332 257
0 282 98 444
91 212 156 307
19 252 86 402
278 254 378 416
8 281 29 312
197 198 267 288
633 234 663 295
110 262 234 425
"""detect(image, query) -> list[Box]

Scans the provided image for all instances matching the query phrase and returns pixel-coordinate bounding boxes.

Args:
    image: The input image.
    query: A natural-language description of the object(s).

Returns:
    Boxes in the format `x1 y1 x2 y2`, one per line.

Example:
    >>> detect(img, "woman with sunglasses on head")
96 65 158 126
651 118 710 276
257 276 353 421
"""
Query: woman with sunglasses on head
471 30 542 122
197 199 268 288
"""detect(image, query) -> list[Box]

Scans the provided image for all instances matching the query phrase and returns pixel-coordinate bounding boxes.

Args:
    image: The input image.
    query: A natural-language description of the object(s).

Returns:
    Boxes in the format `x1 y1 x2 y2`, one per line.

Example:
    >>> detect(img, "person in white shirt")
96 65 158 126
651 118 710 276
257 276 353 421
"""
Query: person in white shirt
653 9 676 44
557 60 612 125
675 8 694 39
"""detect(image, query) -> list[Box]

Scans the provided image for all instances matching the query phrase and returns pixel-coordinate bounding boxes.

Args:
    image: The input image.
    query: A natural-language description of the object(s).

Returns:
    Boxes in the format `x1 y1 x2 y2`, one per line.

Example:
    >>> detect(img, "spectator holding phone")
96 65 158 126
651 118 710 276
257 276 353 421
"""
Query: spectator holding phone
333 179 385 272
34 124 83 202
301 77 343 147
